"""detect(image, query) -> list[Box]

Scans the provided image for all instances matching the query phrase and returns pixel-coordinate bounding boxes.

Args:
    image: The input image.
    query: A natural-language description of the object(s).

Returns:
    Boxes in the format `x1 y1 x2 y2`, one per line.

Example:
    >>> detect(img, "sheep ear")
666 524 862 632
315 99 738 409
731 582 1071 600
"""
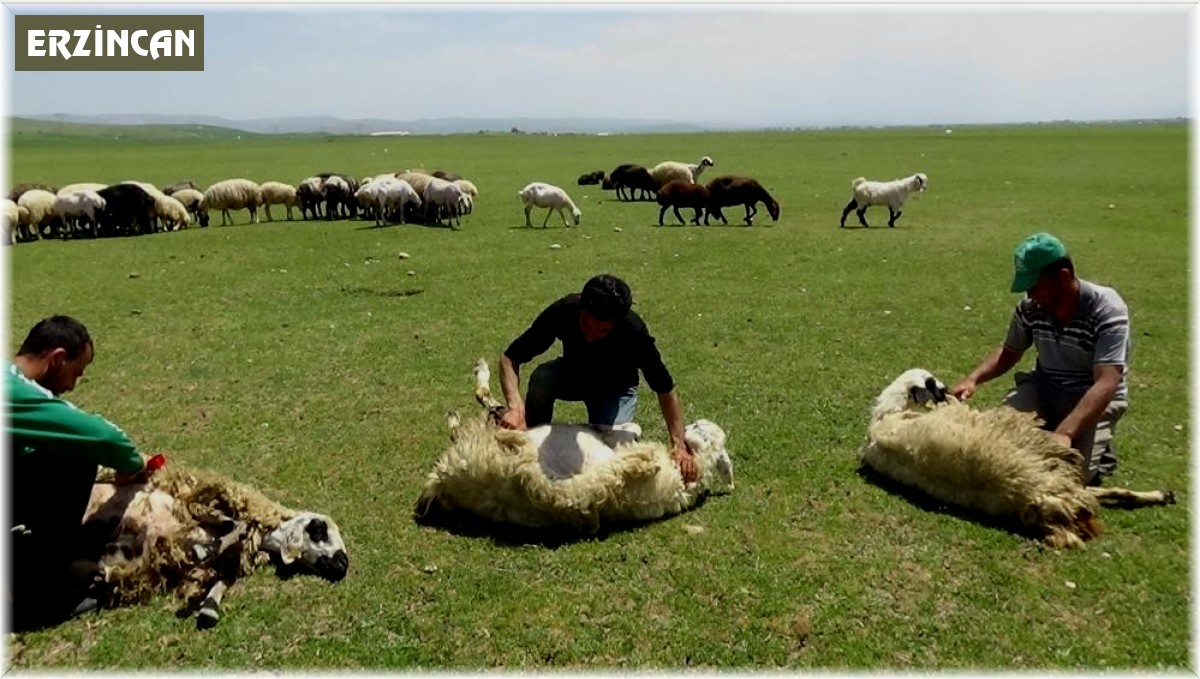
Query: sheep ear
262 521 304 564
924 377 948 403
909 386 934 405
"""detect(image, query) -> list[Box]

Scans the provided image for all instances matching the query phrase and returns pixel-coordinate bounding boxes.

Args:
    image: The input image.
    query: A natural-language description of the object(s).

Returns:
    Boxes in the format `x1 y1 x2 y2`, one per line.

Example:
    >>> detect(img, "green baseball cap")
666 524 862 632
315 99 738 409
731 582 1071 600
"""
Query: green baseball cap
1010 233 1068 293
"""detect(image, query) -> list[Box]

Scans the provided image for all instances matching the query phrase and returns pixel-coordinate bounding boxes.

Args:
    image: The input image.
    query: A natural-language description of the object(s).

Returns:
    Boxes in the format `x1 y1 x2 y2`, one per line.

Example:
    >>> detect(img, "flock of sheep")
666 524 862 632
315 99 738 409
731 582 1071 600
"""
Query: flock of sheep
1 151 931 243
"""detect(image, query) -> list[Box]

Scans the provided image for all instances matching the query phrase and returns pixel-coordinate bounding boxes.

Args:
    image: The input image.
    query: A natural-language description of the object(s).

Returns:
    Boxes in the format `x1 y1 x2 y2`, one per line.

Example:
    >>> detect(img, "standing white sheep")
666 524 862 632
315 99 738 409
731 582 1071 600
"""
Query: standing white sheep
650 156 715 187
839 173 927 228
423 178 469 228
518 182 581 228
415 359 734 532
17 189 57 240
259 181 300 221
169 188 209 227
203 179 262 226
51 190 107 238
862 368 1175 548
356 177 421 227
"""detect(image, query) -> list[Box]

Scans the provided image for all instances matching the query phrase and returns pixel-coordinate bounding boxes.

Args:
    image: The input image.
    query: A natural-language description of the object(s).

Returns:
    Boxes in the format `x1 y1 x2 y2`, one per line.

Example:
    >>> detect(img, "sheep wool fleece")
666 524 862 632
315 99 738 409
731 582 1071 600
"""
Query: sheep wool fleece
5 361 142 473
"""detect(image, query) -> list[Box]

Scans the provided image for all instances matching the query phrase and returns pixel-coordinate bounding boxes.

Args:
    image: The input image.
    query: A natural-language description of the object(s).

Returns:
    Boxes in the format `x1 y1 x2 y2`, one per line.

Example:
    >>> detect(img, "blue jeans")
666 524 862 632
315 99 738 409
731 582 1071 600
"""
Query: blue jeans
525 357 639 427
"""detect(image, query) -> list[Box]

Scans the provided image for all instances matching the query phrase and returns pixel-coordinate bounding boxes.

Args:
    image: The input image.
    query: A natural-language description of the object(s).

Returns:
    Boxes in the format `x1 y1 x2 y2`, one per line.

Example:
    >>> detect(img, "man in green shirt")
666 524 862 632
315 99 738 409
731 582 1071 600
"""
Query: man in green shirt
7 315 151 627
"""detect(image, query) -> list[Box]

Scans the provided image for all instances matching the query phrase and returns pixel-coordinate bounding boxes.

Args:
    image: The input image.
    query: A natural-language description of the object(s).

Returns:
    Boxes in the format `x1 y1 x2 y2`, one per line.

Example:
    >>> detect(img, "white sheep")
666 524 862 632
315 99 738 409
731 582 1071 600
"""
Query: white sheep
453 179 478 215
17 189 57 239
1 199 19 244
51 190 107 238
169 188 209 227
203 179 262 226
839 172 927 228
158 194 192 231
57 182 108 197
649 155 715 187
259 181 300 221
414 359 733 532
81 464 349 629
395 171 436 203
517 182 581 228
423 178 469 228
355 177 421 226
862 368 1175 549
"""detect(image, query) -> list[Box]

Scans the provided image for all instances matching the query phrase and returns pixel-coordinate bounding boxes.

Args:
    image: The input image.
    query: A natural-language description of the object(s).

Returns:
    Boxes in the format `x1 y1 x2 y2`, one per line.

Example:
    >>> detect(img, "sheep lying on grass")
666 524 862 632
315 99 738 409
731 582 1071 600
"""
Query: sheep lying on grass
79 465 349 629
840 173 927 228
518 182 581 228
862 368 1175 548
414 359 734 533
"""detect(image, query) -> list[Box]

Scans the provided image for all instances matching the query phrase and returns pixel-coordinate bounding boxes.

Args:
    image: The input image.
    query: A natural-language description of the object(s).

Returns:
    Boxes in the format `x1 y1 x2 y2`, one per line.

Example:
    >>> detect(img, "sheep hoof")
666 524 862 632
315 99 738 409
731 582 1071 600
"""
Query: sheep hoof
196 607 220 630
1164 490 1177 505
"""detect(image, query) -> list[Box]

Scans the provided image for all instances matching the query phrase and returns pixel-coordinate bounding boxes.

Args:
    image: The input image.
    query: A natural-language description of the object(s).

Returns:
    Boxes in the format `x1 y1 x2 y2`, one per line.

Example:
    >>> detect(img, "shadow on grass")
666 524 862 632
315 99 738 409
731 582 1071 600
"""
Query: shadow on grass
413 496 712 549
855 464 1048 545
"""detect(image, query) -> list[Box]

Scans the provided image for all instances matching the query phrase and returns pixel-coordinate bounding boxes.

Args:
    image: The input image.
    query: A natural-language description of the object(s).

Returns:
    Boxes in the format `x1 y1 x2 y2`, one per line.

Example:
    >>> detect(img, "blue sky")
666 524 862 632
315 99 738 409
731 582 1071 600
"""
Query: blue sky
4 4 1191 127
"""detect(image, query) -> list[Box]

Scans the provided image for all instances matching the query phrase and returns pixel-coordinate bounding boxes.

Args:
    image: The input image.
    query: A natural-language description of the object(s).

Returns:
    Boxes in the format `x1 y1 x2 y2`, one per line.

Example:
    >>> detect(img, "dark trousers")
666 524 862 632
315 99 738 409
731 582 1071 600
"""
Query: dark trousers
9 453 99 628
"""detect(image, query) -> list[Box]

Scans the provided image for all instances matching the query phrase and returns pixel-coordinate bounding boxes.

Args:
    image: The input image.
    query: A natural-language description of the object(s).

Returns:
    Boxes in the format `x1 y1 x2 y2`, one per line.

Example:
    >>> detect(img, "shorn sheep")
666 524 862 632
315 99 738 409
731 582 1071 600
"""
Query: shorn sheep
840 173 927 228
862 368 1175 548
414 359 734 532
656 180 711 226
203 179 262 226
705 176 780 226
518 182 581 228
649 155 715 187
78 464 349 629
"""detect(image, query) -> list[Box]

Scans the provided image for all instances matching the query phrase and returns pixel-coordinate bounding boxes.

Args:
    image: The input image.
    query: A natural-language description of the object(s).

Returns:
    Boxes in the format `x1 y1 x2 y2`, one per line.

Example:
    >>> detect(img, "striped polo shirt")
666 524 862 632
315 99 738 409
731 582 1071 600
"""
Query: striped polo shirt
1003 279 1131 400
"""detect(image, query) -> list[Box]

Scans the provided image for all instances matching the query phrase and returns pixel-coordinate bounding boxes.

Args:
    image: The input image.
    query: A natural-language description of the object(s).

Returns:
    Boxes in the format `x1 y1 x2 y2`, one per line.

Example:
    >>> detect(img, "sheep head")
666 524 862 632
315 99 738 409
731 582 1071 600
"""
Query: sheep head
914 173 928 192
700 156 714 168
571 207 582 226
262 513 349 582
685 419 733 493
871 368 950 422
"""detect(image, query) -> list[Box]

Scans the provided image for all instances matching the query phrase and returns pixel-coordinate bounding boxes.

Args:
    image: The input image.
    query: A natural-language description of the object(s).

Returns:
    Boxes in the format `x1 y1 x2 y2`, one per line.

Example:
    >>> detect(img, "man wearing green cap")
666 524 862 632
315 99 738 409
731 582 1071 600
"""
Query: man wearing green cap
950 233 1131 486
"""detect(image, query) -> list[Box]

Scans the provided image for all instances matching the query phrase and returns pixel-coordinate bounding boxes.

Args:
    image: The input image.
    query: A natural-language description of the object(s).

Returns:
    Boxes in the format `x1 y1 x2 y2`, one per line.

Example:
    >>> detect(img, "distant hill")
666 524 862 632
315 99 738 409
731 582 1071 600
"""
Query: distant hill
10 117 254 141
13 113 739 136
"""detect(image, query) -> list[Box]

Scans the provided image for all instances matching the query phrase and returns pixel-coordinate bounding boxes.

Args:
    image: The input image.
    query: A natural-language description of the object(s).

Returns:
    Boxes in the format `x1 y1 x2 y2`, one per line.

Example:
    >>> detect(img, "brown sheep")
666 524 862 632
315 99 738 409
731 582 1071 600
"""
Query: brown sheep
705 176 780 226
656 180 711 226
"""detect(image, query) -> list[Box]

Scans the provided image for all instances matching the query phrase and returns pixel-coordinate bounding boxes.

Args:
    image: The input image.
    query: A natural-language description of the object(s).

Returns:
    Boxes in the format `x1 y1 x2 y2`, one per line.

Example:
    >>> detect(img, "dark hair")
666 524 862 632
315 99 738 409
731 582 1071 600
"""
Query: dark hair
580 274 632 321
1038 256 1075 281
17 315 92 360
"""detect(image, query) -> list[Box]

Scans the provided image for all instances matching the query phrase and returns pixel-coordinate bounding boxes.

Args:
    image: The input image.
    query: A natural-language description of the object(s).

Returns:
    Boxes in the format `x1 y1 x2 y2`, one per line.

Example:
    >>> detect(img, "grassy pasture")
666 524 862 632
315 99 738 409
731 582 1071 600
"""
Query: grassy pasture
5 122 1189 669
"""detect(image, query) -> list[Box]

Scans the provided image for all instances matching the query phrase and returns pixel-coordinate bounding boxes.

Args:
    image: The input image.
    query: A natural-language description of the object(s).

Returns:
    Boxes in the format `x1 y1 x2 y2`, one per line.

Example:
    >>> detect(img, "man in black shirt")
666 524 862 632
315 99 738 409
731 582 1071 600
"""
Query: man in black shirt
498 274 698 482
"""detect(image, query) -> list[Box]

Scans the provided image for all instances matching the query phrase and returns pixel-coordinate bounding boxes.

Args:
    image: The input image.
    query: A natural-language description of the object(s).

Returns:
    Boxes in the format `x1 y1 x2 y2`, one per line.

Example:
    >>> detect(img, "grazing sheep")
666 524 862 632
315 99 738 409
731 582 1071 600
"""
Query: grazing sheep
355 177 421 226
121 181 178 233
9 183 58 202
862 368 1175 549
577 170 605 186
656 180 711 226
314 173 358 220
96 184 157 237
649 156 715 187
518 182 581 228
705 176 780 226
157 195 192 231
57 182 108 198
17 189 58 239
203 179 262 226
423 178 469 228
296 176 325 220
162 180 199 195
81 464 349 629
259 181 300 221
170 188 209 227
395 171 436 205
51 190 107 238
603 164 659 202
414 359 734 532
1 199 19 244
453 180 479 215
840 173 927 228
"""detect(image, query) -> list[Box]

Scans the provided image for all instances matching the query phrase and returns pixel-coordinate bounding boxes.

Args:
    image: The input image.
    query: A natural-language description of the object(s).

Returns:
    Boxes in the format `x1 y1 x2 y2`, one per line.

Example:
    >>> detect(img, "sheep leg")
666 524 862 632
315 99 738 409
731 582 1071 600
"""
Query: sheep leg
888 207 899 228
1088 487 1176 508
473 358 505 411
745 204 757 226
690 207 701 225
542 208 553 228
658 205 668 226
524 205 534 228
196 580 228 630
856 208 870 228
840 199 857 227
673 206 686 225
264 205 274 222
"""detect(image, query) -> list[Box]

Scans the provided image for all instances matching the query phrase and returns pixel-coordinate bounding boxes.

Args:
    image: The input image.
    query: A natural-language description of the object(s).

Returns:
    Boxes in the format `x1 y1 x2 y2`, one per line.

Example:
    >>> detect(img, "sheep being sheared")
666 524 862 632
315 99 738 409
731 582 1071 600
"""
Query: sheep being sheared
414 359 733 532
861 368 1175 549
79 465 349 629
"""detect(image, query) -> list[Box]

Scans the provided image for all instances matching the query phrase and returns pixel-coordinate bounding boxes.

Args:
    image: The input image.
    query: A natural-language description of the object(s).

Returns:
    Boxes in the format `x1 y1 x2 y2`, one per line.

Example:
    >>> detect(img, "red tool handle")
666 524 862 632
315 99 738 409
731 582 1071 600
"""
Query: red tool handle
146 453 167 472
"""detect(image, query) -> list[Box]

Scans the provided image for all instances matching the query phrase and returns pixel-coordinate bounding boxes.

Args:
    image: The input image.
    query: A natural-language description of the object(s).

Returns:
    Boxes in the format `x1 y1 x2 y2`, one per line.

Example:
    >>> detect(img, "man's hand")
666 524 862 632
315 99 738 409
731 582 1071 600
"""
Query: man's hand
114 453 159 485
949 379 977 400
672 443 698 484
1049 432 1074 450
499 407 527 431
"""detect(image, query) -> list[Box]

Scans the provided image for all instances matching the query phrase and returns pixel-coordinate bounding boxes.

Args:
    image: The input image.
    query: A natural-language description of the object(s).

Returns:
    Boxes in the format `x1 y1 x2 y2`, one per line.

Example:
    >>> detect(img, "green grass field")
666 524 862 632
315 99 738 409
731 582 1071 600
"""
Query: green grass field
5 122 1190 670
